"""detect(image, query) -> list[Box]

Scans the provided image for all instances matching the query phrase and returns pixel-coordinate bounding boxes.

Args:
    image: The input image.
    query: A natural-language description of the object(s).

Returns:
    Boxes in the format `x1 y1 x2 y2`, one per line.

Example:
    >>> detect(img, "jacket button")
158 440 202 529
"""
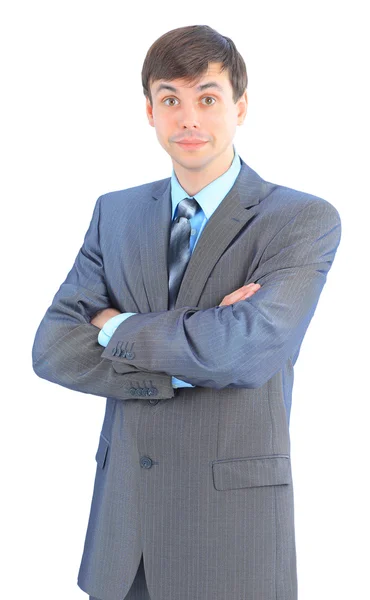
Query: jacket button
126 351 135 359
129 387 136 394
148 398 159 405
140 456 153 469
119 350 126 358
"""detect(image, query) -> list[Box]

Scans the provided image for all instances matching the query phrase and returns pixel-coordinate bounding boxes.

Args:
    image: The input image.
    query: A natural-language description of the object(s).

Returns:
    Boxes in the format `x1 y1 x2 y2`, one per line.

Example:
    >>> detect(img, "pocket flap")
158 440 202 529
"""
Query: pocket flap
212 455 292 491
95 434 110 469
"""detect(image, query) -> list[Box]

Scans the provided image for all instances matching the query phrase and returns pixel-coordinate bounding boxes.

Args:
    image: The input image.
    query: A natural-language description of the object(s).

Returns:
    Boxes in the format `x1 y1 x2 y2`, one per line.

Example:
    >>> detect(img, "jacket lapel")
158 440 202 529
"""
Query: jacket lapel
139 158 263 313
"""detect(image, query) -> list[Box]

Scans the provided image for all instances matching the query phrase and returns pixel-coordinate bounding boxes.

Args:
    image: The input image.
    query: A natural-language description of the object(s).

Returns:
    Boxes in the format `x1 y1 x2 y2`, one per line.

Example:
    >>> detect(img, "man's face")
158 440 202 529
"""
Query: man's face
146 62 247 171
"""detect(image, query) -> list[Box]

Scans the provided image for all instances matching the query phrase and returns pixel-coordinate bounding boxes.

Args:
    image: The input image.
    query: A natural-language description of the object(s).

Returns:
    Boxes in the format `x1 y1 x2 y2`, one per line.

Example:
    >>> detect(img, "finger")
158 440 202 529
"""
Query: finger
229 283 259 300
245 283 261 289
235 283 255 294
229 289 248 301
236 287 260 302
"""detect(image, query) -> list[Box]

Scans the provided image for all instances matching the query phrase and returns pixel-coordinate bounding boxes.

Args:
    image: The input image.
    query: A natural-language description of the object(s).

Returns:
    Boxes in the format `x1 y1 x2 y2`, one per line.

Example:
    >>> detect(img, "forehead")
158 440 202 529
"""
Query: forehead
152 63 231 96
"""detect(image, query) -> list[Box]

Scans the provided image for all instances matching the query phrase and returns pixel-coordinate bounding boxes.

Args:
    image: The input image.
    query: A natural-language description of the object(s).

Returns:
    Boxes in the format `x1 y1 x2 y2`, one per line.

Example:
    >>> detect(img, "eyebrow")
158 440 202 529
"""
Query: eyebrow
154 81 224 96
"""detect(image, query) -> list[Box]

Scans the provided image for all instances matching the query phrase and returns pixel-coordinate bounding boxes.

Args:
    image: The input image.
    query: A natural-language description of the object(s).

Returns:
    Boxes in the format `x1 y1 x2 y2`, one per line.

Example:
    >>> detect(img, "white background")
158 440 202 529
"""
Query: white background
1 1 369 599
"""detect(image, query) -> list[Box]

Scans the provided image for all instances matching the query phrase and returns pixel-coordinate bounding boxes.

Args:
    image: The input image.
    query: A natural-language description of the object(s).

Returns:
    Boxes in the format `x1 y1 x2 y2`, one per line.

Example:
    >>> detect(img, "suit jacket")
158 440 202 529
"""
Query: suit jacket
32 157 341 600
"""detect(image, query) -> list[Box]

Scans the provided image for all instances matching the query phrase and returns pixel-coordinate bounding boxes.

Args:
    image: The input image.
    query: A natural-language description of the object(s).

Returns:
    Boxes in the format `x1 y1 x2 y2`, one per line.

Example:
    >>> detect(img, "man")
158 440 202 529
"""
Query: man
32 24 341 600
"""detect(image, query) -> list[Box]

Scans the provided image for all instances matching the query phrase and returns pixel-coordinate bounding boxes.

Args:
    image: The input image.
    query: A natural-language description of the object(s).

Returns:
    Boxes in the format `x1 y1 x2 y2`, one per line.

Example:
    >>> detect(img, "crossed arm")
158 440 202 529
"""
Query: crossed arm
32 196 341 398
90 283 261 329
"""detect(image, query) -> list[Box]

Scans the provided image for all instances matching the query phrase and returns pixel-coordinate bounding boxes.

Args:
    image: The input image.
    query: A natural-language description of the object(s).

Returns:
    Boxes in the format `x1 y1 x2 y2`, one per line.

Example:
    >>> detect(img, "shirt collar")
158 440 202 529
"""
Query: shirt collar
170 144 242 220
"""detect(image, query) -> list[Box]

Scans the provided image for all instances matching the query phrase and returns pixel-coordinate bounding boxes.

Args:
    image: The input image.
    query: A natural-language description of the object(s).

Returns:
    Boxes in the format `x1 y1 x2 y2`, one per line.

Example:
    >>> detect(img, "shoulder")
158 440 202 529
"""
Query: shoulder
91 177 170 231
259 178 341 230
97 176 171 208
240 159 341 226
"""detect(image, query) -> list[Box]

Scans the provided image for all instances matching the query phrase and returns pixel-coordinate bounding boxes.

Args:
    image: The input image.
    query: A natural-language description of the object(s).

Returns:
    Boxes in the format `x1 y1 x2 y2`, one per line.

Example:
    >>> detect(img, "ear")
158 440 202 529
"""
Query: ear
146 97 155 127
237 91 248 126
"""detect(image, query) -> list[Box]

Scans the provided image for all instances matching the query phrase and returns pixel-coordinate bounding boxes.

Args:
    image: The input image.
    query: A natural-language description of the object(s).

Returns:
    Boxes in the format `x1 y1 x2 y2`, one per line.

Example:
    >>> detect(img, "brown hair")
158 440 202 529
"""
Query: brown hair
141 25 248 106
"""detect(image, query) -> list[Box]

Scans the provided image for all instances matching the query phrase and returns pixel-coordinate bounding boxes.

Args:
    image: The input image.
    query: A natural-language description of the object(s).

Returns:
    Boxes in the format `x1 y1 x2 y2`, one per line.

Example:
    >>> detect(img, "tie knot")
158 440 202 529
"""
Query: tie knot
176 197 201 220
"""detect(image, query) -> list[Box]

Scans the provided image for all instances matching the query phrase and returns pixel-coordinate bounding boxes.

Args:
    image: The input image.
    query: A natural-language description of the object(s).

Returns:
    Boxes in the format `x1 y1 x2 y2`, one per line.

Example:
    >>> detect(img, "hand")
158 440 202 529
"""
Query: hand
90 308 121 329
219 282 261 307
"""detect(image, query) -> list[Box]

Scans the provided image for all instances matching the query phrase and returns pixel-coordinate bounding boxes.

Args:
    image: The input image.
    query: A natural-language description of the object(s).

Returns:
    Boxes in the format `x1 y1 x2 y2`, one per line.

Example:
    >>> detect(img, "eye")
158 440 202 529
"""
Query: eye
201 96 216 106
162 96 216 106
163 97 179 106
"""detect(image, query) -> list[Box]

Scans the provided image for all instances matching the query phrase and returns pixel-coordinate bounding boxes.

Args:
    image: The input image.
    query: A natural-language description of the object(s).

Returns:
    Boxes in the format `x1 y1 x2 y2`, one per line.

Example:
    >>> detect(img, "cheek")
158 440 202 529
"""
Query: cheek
208 115 235 139
152 121 168 140
153 115 173 135
207 107 232 126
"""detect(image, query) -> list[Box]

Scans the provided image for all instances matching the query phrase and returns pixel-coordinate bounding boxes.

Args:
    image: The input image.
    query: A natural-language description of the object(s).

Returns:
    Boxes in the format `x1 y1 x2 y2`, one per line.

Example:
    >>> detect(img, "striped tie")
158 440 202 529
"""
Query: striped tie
168 197 201 309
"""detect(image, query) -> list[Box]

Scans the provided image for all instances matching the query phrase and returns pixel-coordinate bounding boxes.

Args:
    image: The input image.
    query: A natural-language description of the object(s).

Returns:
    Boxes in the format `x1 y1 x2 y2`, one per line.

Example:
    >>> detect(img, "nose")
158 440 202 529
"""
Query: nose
177 101 201 129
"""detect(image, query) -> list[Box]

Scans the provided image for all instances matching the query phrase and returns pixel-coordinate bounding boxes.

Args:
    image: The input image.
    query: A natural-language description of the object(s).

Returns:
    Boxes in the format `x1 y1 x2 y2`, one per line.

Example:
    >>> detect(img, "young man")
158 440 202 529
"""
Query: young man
32 24 341 600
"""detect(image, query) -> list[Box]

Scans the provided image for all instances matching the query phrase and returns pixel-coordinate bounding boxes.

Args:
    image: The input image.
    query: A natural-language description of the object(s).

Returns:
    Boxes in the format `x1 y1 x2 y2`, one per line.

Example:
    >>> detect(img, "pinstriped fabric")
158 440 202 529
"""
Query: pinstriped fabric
212 455 291 490
32 158 341 600
90 556 151 600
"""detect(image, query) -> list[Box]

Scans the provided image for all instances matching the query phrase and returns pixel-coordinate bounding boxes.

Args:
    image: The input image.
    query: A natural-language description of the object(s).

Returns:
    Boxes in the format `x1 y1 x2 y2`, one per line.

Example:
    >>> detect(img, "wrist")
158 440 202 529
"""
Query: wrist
91 308 121 329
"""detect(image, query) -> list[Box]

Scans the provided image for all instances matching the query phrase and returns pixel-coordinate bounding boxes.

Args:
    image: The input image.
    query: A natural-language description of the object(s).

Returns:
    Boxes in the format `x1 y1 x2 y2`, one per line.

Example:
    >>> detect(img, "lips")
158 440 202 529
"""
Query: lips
176 140 208 149
176 140 207 144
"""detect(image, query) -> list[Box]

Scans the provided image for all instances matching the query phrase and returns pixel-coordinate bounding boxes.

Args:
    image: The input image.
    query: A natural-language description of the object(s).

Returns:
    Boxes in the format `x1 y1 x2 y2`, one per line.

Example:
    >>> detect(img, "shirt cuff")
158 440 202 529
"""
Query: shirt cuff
172 377 195 388
98 312 137 347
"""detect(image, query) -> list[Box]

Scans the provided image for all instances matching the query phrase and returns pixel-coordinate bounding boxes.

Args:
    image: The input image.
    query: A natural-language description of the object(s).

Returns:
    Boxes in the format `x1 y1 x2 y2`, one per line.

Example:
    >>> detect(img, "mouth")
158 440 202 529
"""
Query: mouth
176 141 208 150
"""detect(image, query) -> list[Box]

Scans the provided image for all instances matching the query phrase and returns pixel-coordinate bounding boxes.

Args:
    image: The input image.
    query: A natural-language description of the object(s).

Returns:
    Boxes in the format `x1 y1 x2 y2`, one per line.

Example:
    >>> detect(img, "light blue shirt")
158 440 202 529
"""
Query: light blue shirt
98 145 242 388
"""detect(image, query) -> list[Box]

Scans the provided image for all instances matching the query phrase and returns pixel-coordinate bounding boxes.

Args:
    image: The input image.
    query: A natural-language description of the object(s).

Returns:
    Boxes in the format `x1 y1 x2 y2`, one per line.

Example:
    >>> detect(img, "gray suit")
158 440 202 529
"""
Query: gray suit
32 158 341 600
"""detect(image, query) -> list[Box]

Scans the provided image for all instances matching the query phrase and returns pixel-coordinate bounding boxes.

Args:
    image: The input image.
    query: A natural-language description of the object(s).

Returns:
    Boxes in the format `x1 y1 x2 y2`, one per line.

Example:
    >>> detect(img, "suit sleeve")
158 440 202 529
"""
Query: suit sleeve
101 199 342 389
31 196 175 400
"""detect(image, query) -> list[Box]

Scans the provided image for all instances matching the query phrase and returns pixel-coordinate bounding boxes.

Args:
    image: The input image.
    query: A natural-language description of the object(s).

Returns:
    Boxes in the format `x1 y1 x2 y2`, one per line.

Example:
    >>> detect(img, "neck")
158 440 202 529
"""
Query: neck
172 145 235 197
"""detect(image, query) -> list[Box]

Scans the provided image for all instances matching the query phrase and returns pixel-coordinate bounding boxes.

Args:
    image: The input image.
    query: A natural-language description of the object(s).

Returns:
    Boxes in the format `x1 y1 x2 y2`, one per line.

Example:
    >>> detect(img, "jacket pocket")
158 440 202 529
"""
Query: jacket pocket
95 433 110 470
212 455 292 491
